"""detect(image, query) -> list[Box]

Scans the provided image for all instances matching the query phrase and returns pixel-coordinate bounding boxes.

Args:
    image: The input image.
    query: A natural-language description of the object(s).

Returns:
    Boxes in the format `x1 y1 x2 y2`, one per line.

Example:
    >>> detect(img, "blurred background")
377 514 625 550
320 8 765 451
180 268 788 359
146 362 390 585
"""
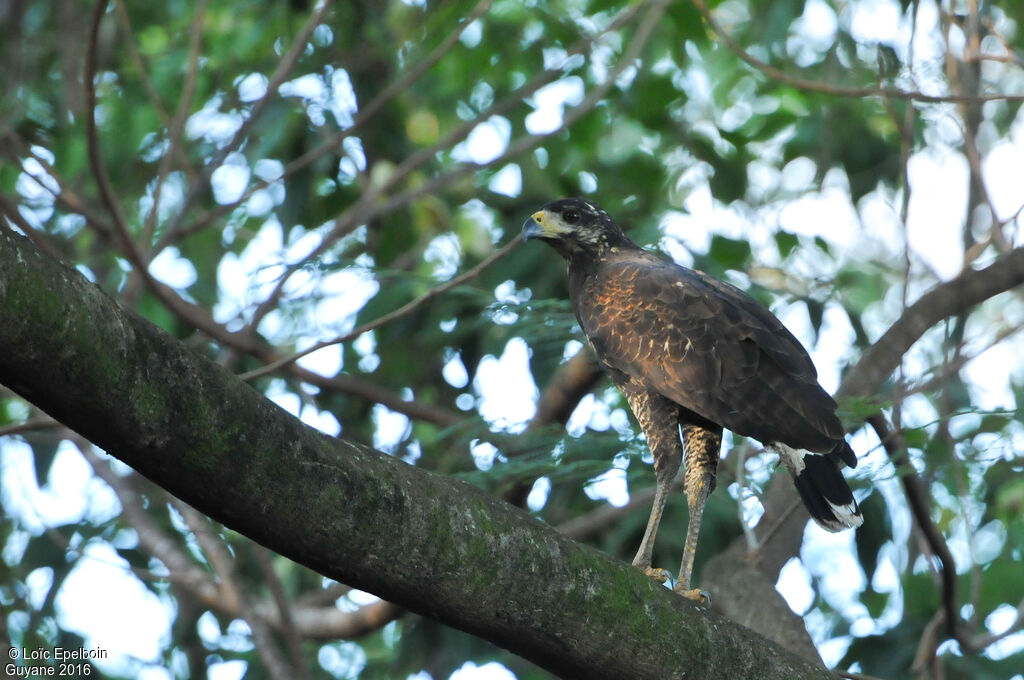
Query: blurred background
1 0 1023 678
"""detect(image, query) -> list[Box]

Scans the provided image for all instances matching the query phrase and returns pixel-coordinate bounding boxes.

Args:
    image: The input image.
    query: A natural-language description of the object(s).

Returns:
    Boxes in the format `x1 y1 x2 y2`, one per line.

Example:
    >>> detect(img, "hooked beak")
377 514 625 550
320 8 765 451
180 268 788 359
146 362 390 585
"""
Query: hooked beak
522 209 570 240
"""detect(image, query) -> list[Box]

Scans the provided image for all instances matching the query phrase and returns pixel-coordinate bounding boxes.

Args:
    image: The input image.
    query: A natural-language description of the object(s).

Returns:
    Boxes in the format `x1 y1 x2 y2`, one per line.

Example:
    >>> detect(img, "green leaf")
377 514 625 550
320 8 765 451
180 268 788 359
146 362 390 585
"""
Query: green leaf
708 234 752 270
773 230 799 258
853 491 889 584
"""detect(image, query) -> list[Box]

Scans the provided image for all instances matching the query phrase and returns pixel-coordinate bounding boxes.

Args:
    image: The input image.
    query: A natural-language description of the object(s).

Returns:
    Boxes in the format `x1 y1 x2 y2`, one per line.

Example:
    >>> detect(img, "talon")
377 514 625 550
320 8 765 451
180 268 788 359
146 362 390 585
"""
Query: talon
673 585 711 606
643 567 670 584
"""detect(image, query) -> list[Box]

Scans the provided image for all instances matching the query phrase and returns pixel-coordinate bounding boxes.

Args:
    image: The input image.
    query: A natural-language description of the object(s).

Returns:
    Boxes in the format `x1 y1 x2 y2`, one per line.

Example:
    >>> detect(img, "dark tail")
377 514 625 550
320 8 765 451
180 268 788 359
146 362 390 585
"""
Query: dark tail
792 451 862 532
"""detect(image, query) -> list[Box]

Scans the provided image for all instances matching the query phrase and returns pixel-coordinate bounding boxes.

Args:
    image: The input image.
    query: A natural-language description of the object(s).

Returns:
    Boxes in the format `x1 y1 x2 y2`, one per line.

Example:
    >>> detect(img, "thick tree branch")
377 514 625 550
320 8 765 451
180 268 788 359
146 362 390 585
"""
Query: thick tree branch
0 222 832 680
80 447 404 641
3 178 462 426
837 246 1024 401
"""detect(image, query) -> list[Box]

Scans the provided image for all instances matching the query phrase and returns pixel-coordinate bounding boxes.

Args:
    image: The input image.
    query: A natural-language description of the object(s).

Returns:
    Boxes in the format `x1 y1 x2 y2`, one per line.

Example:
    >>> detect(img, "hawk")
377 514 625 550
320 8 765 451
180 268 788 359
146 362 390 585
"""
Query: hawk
523 198 862 602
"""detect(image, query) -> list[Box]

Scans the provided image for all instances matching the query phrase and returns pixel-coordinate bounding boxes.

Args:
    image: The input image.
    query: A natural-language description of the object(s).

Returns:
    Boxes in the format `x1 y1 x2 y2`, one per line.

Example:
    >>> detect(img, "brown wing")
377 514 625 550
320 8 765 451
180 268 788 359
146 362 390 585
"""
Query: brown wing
574 251 847 455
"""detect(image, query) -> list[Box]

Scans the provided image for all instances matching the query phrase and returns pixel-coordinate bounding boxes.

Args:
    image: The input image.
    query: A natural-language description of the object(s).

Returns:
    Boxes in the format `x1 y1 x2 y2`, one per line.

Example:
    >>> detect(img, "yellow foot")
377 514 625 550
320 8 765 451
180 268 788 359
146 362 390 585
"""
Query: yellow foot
673 585 711 606
633 565 670 584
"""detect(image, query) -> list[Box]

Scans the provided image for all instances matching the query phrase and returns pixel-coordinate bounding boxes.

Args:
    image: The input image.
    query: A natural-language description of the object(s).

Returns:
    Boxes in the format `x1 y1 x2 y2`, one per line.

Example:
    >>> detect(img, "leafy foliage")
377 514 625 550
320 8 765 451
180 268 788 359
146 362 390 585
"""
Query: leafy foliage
1 0 1023 678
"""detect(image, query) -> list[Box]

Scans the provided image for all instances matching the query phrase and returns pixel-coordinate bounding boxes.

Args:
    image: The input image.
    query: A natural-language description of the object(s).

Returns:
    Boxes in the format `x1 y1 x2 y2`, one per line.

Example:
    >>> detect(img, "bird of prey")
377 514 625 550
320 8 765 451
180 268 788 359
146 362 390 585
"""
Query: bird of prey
523 198 862 602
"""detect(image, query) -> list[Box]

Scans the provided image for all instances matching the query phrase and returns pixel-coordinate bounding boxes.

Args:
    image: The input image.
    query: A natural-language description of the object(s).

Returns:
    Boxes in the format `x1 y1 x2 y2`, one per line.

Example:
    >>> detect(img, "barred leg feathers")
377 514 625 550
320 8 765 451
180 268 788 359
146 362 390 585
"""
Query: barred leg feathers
773 443 863 532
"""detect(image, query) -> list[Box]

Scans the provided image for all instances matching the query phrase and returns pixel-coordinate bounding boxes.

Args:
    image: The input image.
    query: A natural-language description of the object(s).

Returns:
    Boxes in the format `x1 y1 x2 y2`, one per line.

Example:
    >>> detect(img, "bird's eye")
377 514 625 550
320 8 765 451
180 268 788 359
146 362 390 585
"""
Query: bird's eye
563 209 580 224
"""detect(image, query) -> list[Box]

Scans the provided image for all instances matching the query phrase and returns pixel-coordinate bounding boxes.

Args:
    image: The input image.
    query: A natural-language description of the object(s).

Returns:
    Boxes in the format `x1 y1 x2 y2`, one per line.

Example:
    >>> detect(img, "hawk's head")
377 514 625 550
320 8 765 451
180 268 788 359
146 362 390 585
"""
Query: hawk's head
522 198 631 260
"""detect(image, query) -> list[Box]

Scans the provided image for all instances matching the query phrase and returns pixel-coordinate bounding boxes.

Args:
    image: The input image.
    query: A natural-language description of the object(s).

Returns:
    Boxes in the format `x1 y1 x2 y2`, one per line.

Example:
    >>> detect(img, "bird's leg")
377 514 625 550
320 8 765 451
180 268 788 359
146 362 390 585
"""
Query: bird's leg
674 424 722 603
622 388 683 585
631 447 681 583
676 480 710 600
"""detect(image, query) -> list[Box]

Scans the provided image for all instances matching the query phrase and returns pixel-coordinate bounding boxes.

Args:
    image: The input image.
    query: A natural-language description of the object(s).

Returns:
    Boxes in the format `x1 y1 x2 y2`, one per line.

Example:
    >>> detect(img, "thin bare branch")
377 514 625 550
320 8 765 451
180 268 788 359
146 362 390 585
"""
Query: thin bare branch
911 610 944 678
241 1 650 329
295 582 351 607
241 234 524 380
0 191 63 258
735 445 758 552
79 444 223 604
0 415 60 437
898 322 1024 399
83 438 405 642
323 0 666 267
254 546 310 680
159 0 333 246
277 599 404 641
867 414 1024 656
690 0 1024 104
155 0 497 253
942 2 1011 256
19 48 458 429
980 14 1024 68
868 415 967 647
965 596 1024 650
1 132 115 239
112 0 196 179
85 0 137 251
228 1 332 167
141 0 207 247
177 502 294 680
112 0 173 132
556 483 663 540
